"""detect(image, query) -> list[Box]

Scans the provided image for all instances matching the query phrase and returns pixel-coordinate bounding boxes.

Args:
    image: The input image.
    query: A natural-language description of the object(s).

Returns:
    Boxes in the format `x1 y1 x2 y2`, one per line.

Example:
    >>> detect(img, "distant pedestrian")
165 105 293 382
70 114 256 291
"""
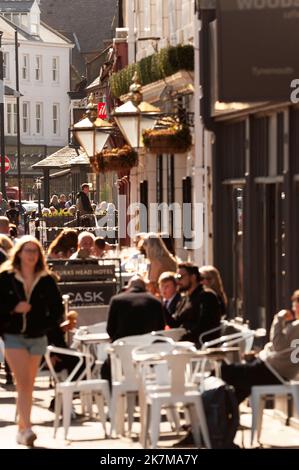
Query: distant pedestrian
0 192 8 216
0 236 64 447
65 193 73 209
76 183 93 215
5 200 20 227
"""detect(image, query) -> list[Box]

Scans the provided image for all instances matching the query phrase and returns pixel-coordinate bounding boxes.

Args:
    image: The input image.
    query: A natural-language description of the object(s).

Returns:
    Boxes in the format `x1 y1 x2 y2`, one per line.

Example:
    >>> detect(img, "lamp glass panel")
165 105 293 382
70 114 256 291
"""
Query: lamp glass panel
115 115 139 148
95 132 109 154
73 129 94 157
139 115 157 148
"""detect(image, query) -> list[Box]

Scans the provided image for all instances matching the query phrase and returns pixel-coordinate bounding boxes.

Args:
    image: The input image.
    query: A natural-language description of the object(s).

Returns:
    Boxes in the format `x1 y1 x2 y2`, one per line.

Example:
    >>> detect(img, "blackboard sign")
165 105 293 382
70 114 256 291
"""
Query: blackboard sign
58 281 117 306
49 260 115 282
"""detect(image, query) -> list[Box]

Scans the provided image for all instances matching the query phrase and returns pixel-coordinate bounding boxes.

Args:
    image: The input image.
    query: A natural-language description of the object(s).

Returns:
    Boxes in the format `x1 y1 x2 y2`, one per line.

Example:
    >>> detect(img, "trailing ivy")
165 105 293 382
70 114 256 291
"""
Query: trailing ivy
110 45 194 99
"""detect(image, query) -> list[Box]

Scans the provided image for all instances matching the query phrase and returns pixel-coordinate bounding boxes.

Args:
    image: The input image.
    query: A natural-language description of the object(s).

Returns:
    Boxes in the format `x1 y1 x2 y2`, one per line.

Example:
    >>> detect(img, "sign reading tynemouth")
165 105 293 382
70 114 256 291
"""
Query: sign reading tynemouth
216 0 299 101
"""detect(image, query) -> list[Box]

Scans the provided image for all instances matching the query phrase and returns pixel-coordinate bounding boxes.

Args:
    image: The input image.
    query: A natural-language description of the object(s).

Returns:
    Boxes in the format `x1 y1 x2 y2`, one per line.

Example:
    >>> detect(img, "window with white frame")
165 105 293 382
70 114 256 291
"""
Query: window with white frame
21 54 29 80
52 104 59 135
3 52 9 80
22 102 30 134
7 103 17 135
36 103 43 135
52 57 59 82
35 56 42 81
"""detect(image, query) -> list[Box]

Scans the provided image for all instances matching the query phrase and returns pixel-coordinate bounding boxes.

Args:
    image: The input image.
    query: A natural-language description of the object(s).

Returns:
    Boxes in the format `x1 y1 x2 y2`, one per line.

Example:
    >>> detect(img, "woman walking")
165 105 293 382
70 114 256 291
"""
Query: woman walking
0 236 64 446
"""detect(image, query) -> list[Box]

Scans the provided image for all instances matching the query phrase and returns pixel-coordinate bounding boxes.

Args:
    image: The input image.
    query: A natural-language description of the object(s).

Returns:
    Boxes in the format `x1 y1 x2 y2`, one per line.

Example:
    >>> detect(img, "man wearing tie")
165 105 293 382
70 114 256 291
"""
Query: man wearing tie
158 272 182 320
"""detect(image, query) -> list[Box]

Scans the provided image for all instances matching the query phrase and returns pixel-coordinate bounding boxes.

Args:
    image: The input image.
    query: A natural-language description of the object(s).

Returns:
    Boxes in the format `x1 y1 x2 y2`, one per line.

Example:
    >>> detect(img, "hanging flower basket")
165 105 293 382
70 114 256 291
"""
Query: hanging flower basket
90 145 138 173
142 124 192 154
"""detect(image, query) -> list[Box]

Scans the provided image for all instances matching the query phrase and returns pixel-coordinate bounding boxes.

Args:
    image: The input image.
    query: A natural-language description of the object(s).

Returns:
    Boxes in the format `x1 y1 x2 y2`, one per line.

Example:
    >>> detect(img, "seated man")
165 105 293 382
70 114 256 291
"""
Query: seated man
101 275 165 385
222 290 299 404
70 231 96 259
166 263 221 346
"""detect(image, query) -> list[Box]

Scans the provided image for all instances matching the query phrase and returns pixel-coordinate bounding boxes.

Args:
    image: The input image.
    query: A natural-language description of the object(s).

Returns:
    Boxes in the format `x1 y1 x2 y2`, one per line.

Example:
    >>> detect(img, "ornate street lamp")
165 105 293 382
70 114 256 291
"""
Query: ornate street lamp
112 72 160 148
72 93 113 158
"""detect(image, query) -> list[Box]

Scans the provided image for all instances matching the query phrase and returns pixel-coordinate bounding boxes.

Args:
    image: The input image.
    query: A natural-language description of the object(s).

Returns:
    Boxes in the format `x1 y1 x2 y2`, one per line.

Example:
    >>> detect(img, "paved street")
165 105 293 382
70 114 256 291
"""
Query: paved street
1 368 299 450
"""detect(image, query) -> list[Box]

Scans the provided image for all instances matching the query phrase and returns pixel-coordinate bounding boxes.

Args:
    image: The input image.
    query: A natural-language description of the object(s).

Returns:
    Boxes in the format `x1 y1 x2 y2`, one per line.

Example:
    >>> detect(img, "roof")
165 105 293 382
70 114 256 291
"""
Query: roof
32 146 88 169
0 8 72 45
4 84 23 96
63 153 90 167
39 0 118 76
0 1 34 13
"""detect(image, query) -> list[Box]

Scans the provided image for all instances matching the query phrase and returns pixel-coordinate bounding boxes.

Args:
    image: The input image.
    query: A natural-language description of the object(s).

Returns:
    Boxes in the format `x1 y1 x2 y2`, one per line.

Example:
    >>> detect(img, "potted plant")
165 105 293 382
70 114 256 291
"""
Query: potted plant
90 145 138 173
142 122 192 154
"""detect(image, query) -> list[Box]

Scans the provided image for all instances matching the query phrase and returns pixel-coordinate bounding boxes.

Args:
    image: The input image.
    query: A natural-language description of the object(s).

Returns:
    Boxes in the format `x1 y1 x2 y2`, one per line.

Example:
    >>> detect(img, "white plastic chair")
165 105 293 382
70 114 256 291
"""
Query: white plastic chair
250 359 299 445
198 319 252 348
134 348 211 449
152 327 187 342
108 335 174 437
45 345 110 440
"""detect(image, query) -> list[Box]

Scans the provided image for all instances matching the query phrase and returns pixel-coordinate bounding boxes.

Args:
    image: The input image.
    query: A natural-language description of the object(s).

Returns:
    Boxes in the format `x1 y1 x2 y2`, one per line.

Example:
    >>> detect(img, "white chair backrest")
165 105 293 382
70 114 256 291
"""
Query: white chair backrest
202 330 255 358
113 334 173 346
109 336 174 387
132 342 175 361
44 345 89 384
198 319 251 347
85 322 107 334
152 350 194 396
109 343 140 386
152 328 186 342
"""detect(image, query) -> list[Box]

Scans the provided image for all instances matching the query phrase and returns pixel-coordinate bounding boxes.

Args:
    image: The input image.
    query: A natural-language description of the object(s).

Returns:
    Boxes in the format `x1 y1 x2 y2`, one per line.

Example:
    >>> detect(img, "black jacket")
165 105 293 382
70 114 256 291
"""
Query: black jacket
163 292 182 321
107 287 165 342
0 270 64 338
166 285 221 346
76 191 93 214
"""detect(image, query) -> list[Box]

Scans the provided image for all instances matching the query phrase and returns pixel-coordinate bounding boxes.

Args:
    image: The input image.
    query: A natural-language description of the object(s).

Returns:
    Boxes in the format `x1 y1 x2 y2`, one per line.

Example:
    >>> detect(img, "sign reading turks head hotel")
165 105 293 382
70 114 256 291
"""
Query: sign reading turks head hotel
216 0 299 101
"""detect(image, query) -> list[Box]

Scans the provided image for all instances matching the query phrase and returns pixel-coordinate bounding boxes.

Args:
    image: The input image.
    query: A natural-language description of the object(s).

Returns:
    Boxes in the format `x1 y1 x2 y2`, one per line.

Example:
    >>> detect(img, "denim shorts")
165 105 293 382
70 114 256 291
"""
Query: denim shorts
3 334 47 356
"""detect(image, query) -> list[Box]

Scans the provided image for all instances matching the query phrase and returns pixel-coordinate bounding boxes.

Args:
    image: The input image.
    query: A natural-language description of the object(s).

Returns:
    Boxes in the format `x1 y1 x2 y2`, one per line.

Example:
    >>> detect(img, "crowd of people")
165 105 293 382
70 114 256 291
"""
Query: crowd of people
1 184 299 448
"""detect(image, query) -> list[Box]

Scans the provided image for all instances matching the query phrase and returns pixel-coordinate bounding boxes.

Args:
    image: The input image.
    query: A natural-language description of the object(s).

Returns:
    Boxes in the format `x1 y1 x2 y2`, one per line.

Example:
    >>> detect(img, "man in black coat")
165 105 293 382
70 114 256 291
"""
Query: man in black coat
76 183 93 215
166 263 221 347
101 276 165 385
106 276 165 342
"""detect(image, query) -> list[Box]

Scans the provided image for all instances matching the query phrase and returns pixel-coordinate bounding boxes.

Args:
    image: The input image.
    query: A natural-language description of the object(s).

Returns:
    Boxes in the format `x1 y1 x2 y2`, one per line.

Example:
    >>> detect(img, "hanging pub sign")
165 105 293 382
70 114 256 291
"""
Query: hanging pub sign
216 0 299 102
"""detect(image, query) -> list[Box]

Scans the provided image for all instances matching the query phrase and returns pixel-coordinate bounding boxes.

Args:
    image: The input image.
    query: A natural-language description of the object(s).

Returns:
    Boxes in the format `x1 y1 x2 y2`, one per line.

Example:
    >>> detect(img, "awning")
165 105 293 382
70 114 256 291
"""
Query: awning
32 146 88 169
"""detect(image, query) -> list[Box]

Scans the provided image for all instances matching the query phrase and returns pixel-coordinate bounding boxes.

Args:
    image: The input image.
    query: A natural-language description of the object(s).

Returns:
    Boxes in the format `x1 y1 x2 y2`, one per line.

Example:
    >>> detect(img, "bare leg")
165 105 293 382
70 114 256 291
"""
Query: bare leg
5 349 41 431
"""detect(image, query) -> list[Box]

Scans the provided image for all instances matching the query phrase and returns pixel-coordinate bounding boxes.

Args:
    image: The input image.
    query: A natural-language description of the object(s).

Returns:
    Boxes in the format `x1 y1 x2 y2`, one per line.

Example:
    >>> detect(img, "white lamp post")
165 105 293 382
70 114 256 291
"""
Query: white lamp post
72 93 113 158
112 72 160 148
35 177 42 216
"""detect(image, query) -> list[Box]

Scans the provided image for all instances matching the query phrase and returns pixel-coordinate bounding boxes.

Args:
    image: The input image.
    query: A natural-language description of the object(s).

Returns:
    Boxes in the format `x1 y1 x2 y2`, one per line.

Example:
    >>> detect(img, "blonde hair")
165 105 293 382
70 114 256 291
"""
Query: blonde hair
143 234 176 262
1 235 49 274
199 265 228 307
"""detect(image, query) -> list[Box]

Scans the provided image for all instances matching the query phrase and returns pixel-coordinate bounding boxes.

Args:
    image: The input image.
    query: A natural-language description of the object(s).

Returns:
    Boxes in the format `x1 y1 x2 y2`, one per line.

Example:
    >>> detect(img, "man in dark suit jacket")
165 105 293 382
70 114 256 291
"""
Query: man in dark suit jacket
166 263 221 347
106 276 165 342
158 271 182 322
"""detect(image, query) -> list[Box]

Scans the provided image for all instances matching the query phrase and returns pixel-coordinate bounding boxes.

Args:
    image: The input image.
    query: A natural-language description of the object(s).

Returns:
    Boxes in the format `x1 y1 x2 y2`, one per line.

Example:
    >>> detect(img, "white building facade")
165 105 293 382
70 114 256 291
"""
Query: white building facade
119 0 212 264
0 0 72 150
